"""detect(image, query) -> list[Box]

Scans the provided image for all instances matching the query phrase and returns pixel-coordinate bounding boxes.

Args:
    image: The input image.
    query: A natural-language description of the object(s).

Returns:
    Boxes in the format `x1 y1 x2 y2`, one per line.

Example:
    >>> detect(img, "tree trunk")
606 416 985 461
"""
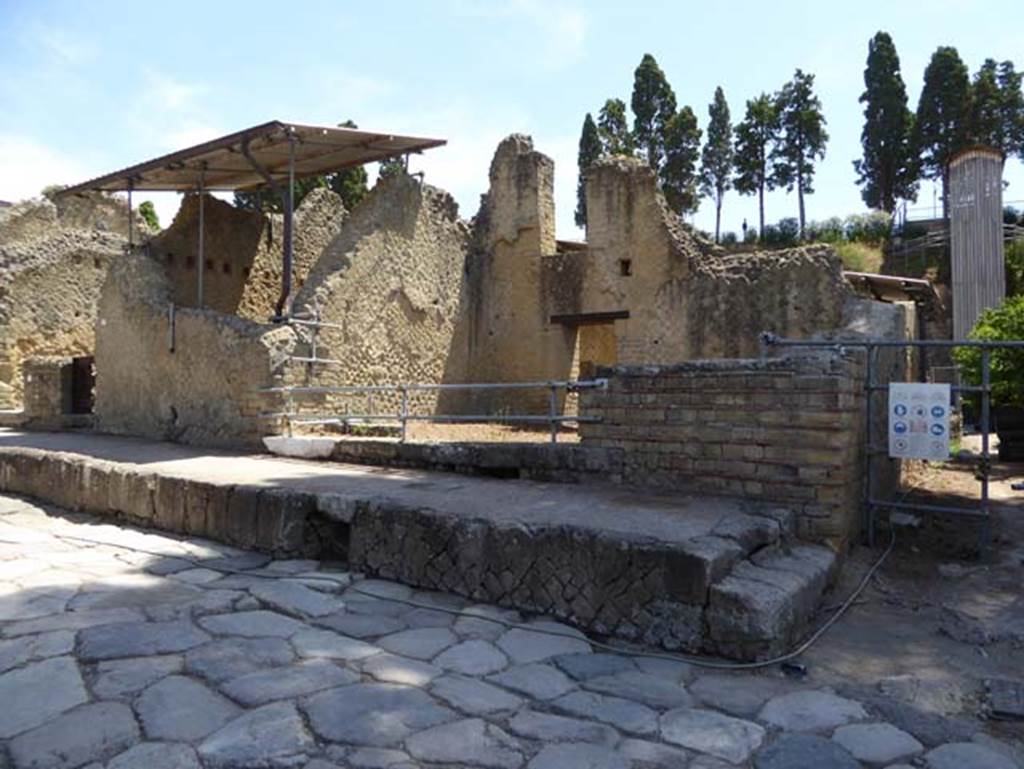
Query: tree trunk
758 181 765 241
941 168 950 220
797 170 806 239
715 194 723 244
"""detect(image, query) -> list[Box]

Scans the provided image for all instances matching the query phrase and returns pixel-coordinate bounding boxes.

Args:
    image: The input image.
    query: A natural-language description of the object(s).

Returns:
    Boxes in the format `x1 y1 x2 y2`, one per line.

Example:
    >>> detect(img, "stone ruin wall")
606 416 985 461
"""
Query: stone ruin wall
93 254 295 447
146 190 345 321
31 132 909 452
553 156 896 366
0 194 143 410
288 174 473 419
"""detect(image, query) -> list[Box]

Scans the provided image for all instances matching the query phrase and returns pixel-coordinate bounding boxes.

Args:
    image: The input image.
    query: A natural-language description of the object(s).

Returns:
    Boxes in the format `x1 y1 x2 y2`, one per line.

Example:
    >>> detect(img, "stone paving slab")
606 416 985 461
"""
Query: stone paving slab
0 493 1019 769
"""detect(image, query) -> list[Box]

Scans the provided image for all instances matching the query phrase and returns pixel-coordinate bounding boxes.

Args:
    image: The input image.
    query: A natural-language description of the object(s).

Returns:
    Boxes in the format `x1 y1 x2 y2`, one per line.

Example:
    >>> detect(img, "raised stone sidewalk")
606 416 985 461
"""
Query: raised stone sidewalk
2 494 1020 769
0 429 835 658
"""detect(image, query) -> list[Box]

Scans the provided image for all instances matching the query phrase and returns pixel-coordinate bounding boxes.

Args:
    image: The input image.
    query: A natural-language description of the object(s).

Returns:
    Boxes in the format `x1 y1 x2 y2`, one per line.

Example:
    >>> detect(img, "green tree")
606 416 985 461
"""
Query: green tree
631 53 677 172
773 69 829 237
377 155 407 179
661 106 702 216
996 61 1024 160
699 86 734 242
597 98 634 156
138 200 160 230
854 31 918 214
971 59 1003 147
234 119 369 212
575 113 603 228
913 46 972 217
733 93 780 239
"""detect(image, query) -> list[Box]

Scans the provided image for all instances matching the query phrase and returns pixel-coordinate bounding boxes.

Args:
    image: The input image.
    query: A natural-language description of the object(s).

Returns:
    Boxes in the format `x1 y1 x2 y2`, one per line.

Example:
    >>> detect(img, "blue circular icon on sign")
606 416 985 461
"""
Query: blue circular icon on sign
931 405 945 418
894 404 907 416
930 423 945 436
894 421 908 434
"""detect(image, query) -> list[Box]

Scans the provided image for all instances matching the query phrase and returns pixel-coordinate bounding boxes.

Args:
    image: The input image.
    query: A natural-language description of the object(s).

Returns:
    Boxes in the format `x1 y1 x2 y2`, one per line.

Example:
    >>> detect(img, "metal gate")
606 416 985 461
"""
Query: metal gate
760 333 1024 556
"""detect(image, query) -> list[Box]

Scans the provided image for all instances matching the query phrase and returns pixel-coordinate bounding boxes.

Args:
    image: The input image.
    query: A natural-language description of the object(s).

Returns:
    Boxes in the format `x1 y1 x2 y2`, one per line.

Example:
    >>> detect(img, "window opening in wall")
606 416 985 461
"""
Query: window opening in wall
619 259 632 276
205 258 214 271
222 262 231 274
185 255 195 269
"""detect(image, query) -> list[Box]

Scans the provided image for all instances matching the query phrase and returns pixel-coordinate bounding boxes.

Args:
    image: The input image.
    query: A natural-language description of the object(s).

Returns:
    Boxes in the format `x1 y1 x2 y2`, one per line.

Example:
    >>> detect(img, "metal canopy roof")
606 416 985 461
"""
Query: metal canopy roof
59 121 446 194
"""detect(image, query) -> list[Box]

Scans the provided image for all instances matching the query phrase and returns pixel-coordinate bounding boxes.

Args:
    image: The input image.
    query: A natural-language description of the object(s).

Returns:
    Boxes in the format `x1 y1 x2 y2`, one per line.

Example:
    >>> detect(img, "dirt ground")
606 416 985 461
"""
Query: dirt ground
796 445 1024 751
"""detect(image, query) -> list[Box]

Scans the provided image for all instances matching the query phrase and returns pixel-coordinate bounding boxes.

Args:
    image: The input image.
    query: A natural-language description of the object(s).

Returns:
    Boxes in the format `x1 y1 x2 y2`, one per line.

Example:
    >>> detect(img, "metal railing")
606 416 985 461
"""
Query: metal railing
259 378 607 444
760 332 1024 557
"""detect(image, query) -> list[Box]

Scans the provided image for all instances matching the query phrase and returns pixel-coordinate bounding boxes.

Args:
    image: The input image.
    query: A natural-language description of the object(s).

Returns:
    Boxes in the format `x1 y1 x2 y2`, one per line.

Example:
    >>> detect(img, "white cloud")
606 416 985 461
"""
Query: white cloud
0 134 90 203
35 27 96 65
448 0 587 69
142 69 206 112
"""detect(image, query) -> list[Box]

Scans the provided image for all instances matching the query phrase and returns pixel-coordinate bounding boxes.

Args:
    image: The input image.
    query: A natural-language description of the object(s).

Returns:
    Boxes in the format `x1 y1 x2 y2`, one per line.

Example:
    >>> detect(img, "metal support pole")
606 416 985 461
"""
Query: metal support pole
127 180 134 249
400 386 409 443
197 165 206 307
549 383 558 444
864 346 876 548
275 132 296 318
980 346 992 558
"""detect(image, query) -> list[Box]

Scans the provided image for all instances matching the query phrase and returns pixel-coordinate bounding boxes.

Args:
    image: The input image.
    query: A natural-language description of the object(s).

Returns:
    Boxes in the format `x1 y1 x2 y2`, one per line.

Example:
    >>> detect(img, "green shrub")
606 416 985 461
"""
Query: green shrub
720 231 738 245
844 211 892 244
805 216 845 244
1007 239 1024 297
953 295 1024 407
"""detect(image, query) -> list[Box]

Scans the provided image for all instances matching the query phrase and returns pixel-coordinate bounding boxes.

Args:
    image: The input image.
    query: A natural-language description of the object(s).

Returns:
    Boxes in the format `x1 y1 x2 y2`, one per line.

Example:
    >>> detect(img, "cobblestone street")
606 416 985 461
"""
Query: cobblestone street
1 493 1020 769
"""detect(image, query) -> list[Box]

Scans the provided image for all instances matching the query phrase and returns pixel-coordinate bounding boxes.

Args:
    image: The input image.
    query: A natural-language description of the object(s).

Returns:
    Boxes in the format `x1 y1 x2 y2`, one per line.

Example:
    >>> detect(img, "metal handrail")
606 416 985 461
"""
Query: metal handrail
260 378 608 444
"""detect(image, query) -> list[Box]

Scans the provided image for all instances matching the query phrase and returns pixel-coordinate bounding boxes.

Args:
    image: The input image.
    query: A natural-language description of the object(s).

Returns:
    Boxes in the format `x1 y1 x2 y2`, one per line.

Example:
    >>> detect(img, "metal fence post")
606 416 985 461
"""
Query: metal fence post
864 345 876 548
400 385 408 443
549 383 558 444
980 345 991 558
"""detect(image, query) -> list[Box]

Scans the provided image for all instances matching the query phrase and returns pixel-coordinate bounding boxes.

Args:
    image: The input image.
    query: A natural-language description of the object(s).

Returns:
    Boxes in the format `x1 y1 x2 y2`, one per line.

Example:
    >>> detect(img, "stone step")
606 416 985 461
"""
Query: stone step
705 543 839 660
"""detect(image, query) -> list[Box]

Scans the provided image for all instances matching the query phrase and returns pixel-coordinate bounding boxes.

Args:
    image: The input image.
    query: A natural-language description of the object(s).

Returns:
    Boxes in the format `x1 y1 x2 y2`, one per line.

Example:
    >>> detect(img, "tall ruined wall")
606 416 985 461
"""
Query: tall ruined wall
291 173 472 414
147 190 345 321
94 255 295 447
570 157 858 363
0 195 135 409
465 136 576 411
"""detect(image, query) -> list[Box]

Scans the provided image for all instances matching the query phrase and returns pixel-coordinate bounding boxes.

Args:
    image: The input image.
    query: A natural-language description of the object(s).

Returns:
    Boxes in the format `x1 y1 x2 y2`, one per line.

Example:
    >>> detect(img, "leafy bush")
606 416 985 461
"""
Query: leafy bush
763 217 800 247
720 231 738 245
953 295 1024 407
844 211 892 244
743 226 758 244
138 201 160 231
1004 206 1021 225
805 216 844 244
1007 239 1024 297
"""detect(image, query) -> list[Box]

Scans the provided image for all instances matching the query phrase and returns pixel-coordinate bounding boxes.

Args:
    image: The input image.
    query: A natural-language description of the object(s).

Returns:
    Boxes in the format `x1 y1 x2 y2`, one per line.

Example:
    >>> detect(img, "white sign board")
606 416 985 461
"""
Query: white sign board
888 382 951 461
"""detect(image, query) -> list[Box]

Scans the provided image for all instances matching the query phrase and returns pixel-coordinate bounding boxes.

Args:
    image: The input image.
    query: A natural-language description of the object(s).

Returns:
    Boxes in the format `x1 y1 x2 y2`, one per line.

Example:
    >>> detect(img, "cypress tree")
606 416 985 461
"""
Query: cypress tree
661 106 702 216
913 46 972 217
854 31 918 213
575 113 603 228
733 93 780 240
773 69 829 237
597 98 634 156
631 54 677 172
699 86 734 242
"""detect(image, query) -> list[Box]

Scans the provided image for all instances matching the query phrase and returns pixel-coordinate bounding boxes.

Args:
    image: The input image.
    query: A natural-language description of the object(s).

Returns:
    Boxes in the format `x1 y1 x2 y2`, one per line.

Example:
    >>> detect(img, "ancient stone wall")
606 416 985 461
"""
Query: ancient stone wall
579 353 867 549
147 190 345 320
0 195 135 409
463 136 577 412
290 173 472 416
549 157 869 365
94 254 295 447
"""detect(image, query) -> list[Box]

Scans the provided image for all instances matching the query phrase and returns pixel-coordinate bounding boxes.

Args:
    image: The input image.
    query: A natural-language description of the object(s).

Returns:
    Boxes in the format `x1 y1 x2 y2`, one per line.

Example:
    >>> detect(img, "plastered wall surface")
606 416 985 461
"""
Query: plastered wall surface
94 254 295 447
0 194 140 409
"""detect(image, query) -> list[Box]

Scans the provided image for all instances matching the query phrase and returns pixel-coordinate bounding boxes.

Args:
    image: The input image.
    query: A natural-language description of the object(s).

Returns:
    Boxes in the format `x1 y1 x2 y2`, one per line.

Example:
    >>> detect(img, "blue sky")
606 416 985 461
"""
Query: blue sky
1 0 1022 238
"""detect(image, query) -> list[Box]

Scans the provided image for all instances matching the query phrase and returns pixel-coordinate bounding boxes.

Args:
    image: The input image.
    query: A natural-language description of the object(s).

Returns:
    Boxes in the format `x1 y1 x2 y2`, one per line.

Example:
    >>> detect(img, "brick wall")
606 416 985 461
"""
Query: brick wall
580 352 866 548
